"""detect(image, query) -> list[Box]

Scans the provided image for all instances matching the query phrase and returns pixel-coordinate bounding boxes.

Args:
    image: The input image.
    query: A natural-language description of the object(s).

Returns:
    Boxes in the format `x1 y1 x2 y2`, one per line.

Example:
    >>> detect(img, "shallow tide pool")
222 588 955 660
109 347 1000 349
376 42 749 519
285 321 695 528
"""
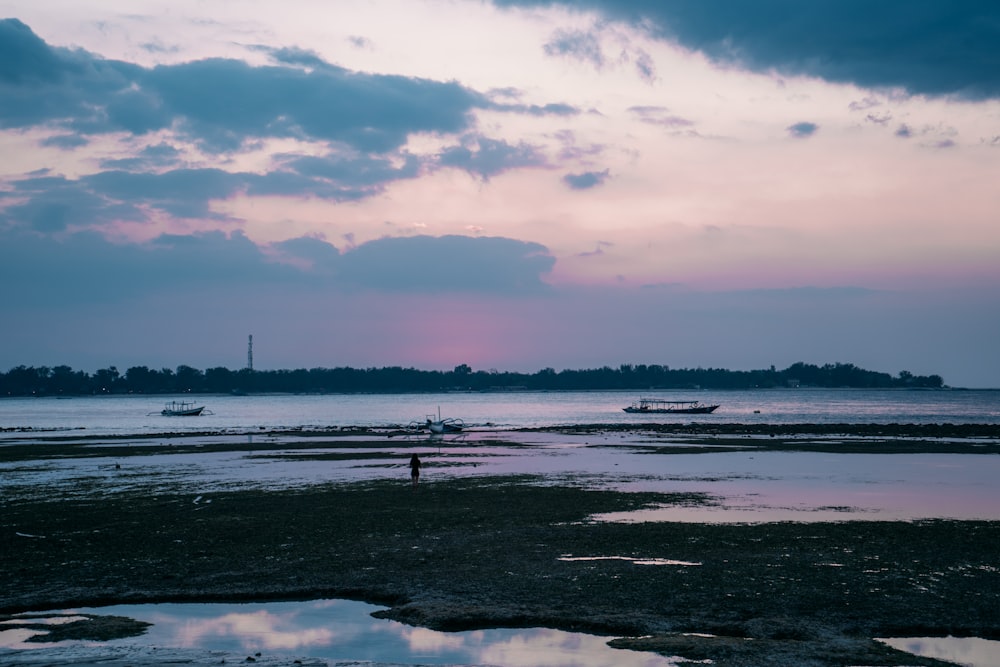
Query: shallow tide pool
4 599 1000 666
1 599 678 666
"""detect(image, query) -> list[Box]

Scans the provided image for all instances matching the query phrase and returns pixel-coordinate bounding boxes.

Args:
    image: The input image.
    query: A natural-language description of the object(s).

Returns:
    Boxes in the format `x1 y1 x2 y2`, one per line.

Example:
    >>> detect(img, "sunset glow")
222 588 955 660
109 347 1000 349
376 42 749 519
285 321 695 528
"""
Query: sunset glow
1 1 998 386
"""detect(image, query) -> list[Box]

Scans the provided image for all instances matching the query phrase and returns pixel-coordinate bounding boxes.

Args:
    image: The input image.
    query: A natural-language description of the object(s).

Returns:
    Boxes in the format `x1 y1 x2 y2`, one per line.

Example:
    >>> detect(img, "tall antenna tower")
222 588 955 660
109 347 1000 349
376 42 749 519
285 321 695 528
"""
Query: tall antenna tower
247 334 254 371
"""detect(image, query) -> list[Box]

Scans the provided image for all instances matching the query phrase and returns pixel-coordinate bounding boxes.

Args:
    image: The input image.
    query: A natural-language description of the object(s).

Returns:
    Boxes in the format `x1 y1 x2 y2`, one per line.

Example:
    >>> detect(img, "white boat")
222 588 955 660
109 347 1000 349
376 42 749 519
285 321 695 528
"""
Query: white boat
410 407 464 433
427 416 464 434
623 399 719 414
157 401 207 416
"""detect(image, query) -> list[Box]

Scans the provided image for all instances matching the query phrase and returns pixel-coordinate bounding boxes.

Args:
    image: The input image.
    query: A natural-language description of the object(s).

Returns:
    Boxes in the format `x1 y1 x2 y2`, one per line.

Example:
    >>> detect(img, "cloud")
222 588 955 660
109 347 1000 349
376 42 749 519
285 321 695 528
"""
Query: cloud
338 235 555 292
144 58 484 154
2 173 144 232
0 229 282 308
0 228 556 308
787 121 819 138
0 19 486 152
541 22 658 83
628 106 694 128
347 35 374 50
1 156 428 232
864 112 892 126
39 134 90 149
98 143 184 170
269 151 423 195
0 20 587 234
437 136 549 179
848 96 881 112
544 28 606 69
576 240 612 257
271 235 342 273
493 1 1000 99
258 45 332 70
563 169 610 190
0 18 81 83
629 47 657 83
494 102 579 117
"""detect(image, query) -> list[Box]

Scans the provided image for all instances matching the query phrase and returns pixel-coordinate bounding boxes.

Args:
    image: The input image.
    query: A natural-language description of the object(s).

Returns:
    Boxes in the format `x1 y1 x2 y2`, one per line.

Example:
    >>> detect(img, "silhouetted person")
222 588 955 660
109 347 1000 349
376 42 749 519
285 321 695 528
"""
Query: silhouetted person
409 453 421 488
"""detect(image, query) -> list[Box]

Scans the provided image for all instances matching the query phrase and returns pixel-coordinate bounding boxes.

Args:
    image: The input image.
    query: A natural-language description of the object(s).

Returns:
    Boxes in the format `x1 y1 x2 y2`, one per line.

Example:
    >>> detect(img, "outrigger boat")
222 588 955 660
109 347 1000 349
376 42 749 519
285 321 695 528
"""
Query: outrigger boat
156 400 208 416
623 399 720 414
409 407 464 433
427 416 464 434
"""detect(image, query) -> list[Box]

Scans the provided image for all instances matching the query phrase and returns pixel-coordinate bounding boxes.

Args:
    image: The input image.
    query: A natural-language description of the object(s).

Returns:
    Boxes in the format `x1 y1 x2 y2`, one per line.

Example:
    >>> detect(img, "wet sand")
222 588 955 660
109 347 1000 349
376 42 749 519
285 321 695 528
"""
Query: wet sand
2 424 1000 666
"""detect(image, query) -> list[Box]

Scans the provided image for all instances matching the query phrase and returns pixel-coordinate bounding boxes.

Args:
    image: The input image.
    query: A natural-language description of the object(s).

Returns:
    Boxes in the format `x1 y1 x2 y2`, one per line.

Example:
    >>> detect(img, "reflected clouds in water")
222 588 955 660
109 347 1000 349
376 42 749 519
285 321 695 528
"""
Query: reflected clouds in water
5 600 680 666
171 609 335 651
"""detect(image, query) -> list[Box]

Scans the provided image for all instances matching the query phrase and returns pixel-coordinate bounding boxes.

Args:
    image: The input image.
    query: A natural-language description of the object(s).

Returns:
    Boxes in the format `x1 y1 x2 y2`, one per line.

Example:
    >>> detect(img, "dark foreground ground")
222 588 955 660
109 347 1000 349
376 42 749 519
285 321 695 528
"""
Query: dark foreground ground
2 424 1000 666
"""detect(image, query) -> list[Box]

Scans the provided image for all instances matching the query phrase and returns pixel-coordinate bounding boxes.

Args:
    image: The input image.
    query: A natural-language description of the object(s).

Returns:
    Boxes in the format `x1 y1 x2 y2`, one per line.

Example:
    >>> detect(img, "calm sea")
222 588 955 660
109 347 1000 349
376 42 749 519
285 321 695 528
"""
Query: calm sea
2 388 998 437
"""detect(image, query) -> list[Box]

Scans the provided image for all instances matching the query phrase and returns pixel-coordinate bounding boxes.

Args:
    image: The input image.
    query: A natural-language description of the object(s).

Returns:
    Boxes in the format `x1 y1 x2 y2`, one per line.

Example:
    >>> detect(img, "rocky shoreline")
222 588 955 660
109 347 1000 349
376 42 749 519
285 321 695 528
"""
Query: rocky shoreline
3 426 1000 666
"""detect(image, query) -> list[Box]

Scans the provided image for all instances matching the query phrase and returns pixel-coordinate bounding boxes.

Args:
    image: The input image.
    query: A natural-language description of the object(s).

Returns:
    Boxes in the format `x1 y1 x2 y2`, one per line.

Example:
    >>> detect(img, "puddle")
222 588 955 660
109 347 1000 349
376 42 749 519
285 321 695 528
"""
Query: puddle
0 599 681 666
557 555 702 566
8 602 999 666
879 636 1000 667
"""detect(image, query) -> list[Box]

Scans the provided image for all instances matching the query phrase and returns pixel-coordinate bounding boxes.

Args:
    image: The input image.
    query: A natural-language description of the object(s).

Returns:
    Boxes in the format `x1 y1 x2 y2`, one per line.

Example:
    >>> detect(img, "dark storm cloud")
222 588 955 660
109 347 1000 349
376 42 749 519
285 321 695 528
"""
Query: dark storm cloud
493 0 1000 99
563 169 610 189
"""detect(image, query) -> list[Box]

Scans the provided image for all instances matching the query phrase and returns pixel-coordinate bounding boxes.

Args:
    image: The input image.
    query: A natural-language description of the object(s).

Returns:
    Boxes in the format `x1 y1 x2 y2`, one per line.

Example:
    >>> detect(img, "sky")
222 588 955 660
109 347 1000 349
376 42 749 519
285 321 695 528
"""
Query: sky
1 1 999 387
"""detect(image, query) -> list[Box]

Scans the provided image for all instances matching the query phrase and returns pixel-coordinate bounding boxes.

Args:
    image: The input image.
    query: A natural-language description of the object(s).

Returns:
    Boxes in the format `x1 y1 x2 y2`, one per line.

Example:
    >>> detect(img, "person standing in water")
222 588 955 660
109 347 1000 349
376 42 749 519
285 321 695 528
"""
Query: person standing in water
409 453 421 488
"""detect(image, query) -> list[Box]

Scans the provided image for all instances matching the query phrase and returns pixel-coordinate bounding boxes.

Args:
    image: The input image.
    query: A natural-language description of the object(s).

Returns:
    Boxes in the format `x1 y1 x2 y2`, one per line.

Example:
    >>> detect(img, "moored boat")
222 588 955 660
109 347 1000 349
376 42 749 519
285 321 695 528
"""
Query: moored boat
427 416 464 433
623 399 719 414
409 406 464 433
158 401 207 416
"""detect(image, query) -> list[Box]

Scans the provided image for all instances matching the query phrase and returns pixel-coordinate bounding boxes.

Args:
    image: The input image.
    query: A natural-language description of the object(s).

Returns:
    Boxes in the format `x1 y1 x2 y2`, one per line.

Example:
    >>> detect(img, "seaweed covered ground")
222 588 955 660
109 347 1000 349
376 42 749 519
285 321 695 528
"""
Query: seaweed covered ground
2 425 1000 666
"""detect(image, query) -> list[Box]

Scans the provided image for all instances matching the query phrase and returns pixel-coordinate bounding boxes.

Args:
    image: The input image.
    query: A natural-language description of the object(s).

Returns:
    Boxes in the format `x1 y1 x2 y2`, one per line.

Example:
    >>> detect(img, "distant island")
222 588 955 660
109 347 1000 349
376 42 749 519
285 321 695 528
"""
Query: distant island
1 362 944 396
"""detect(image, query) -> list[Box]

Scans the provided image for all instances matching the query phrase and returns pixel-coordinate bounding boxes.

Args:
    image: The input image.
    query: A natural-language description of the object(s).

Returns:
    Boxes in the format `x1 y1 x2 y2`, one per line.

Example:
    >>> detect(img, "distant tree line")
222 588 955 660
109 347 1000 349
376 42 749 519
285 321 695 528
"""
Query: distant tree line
0 362 945 396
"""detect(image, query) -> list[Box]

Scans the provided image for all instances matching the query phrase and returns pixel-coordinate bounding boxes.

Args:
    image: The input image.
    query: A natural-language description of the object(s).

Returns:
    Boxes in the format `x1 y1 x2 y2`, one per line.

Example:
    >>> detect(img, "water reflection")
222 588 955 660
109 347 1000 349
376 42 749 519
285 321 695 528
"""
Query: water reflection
1 599 679 666
6 602 1000 666
879 636 1000 667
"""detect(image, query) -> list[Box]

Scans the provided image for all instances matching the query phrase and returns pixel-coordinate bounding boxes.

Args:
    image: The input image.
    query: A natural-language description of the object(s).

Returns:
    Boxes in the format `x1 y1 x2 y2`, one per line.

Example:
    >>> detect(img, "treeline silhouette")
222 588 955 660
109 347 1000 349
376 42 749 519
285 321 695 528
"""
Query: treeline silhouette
1 362 944 396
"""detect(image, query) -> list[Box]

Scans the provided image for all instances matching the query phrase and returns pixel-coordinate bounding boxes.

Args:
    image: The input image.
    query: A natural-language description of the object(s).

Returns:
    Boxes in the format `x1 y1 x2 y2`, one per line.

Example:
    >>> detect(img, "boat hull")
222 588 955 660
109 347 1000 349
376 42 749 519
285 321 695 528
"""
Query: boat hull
159 401 206 416
162 407 205 416
623 405 719 414
428 420 463 433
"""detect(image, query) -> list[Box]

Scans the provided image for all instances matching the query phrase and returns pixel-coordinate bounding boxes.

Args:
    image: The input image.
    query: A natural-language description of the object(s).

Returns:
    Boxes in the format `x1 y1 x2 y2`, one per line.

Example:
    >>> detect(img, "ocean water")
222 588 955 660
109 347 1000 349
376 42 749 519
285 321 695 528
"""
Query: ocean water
4 390 1000 666
2 388 999 437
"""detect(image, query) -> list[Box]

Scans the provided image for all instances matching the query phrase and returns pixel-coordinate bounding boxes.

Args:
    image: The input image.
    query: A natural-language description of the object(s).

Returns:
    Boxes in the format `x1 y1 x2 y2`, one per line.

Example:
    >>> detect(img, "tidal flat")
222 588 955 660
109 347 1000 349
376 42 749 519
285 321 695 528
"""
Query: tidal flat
2 424 1000 666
